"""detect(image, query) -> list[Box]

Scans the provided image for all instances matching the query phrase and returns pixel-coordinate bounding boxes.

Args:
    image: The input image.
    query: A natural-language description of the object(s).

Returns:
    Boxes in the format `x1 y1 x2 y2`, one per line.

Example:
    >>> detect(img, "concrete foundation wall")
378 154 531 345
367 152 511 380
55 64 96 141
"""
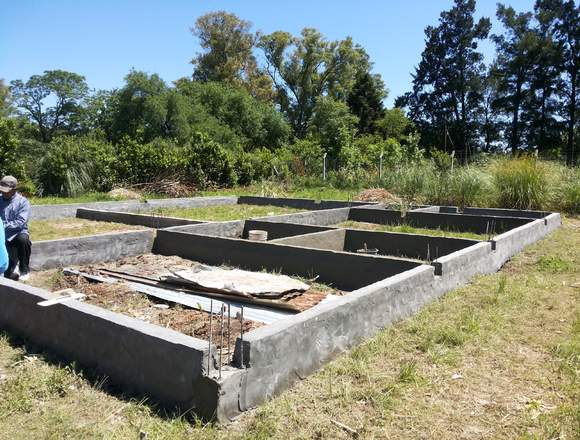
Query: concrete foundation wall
271 229 346 251
343 229 480 260
153 230 422 291
165 220 245 238
32 196 238 220
31 229 155 270
219 265 442 418
238 196 372 210
0 278 219 418
243 220 333 240
349 208 532 234
255 207 350 226
76 208 203 228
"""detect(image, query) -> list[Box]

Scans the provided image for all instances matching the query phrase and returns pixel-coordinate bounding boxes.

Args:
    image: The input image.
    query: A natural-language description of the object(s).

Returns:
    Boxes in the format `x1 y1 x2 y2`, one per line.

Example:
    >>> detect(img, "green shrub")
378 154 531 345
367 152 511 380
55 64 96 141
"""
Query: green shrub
558 168 580 214
450 167 488 209
431 150 453 171
290 138 325 176
184 133 236 188
491 156 548 210
37 136 116 196
234 148 274 185
115 137 181 184
391 162 434 203
0 118 25 178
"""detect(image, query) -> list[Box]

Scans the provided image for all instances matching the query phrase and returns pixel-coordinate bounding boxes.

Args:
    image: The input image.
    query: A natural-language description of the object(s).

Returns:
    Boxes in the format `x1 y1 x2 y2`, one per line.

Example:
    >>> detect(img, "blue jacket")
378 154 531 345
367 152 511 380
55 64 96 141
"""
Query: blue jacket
0 219 8 273
0 192 30 241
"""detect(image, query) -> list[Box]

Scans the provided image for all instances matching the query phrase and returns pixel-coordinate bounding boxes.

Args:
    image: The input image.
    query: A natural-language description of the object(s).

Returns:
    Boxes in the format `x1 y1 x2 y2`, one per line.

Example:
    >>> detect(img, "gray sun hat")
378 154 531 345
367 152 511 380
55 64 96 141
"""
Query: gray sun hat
0 175 17 193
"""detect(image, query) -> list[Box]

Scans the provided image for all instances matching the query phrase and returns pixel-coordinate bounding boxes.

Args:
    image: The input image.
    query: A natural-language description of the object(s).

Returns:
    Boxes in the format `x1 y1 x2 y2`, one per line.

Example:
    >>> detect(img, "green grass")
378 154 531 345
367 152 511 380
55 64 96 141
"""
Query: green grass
28 218 143 241
144 204 302 221
1 218 578 438
339 220 487 240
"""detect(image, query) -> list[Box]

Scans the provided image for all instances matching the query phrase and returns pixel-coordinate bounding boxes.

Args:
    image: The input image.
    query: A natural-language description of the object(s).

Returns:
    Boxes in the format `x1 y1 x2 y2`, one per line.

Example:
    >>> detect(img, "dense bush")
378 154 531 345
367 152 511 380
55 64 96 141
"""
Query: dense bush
0 118 25 179
115 137 182 184
184 133 236 188
37 136 116 195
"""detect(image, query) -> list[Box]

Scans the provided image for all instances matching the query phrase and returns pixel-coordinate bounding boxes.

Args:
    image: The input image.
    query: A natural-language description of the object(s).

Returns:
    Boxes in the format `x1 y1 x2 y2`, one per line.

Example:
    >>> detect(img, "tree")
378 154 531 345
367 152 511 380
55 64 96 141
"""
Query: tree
398 0 491 158
524 3 563 154
535 0 579 164
259 28 373 138
375 108 414 142
10 70 89 142
347 71 386 134
492 5 537 154
109 70 192 143
191 11 273 101
176 79 290 149
308 96 358 161
0 79 14 118
0 119 24 178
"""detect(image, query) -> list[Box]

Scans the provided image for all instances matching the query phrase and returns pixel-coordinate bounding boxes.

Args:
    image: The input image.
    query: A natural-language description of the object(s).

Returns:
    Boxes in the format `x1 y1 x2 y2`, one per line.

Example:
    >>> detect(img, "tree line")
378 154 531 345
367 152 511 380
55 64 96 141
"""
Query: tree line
398 0 578 164
0 0 578 196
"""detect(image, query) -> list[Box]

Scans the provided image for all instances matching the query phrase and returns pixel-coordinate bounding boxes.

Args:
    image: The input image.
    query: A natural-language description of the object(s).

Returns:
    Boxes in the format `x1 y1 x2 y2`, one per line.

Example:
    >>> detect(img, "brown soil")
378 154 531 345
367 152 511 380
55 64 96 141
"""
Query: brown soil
30 254 338 353
357 188 401 204
55 274 259 350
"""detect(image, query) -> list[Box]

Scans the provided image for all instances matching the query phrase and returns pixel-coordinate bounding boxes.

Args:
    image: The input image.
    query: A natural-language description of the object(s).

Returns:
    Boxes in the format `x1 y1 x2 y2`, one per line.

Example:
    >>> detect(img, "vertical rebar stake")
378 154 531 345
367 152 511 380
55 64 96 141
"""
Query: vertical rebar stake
208 299 213 375
219 305 224 380
240 305 245 368
227 304 231 363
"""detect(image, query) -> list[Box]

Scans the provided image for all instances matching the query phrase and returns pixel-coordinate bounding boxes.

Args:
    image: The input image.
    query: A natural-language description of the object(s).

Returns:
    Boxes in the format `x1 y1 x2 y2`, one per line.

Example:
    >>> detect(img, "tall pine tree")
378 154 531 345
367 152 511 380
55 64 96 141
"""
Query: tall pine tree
397 0 490 158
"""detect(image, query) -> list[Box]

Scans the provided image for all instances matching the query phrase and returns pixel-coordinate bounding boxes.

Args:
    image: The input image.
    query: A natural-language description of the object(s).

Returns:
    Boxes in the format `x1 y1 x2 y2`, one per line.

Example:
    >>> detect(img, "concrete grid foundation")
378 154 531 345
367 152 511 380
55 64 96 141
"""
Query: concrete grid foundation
0 195 562 422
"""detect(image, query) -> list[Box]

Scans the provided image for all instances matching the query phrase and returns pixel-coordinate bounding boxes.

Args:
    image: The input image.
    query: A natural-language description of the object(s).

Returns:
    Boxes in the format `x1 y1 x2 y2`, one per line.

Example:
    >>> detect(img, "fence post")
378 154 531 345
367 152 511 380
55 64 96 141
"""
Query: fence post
323 152 327 181
379 152 384 180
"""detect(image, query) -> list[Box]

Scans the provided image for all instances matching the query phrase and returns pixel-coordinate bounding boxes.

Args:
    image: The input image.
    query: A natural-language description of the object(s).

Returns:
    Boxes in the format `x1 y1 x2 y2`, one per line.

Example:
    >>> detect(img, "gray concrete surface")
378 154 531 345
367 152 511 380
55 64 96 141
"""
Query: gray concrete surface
238 195 373 210
0 278 219 418
153 230 423 291
271 229 346 251
255 207 351 226
31 230 156 270
77 208 203 228
349 207 532 234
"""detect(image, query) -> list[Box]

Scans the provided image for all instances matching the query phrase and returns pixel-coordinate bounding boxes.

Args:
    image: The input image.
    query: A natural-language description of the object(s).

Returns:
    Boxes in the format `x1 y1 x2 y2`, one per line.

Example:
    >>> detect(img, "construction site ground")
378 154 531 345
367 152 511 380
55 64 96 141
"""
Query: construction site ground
1 216 577 439
26 254 338 344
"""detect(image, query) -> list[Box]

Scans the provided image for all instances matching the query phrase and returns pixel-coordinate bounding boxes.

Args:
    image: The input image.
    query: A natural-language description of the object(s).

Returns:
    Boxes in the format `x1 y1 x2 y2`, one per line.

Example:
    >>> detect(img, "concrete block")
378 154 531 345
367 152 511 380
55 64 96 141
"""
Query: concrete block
0 278 218 418
30 230 155 270
76 208 203 228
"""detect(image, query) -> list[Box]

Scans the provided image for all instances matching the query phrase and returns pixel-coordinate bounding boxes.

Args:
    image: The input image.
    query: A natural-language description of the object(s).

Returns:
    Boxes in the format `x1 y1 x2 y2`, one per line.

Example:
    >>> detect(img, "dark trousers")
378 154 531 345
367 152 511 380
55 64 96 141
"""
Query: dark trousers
5 233 31 276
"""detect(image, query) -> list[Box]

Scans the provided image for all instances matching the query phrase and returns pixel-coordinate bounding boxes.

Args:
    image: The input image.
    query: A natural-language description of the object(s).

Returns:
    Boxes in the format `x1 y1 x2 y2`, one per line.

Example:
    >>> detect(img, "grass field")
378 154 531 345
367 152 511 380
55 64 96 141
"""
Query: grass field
28 218 144 241
1 219 578 438
145 204 302 221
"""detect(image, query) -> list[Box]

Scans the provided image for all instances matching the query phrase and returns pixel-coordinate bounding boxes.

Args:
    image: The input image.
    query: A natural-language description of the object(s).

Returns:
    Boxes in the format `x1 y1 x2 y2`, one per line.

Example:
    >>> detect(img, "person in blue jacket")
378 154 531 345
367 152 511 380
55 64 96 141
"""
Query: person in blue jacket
0 217 9 275
0 176 31 281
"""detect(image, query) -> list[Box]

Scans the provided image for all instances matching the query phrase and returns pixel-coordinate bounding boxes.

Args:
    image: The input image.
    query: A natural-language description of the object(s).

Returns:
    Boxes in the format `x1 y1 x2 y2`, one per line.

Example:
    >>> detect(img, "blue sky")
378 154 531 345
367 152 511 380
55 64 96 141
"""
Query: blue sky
0 0 536 106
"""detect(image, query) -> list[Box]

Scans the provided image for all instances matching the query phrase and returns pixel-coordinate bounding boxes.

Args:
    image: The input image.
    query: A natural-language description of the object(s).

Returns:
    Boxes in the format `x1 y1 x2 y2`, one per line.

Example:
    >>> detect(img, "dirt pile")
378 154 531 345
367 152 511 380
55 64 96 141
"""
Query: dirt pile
357 188 401 204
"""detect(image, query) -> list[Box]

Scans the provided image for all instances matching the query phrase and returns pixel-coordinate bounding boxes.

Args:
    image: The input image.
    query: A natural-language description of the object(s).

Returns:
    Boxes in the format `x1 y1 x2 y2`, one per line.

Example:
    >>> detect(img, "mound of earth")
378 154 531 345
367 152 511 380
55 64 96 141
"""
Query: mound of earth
107 188 142 200
357 188 401 204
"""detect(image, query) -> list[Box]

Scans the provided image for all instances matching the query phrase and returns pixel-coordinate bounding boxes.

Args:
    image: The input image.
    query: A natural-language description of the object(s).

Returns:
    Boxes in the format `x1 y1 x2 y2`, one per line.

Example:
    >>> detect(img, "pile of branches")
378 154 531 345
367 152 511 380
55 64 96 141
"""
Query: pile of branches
129 178 197 198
